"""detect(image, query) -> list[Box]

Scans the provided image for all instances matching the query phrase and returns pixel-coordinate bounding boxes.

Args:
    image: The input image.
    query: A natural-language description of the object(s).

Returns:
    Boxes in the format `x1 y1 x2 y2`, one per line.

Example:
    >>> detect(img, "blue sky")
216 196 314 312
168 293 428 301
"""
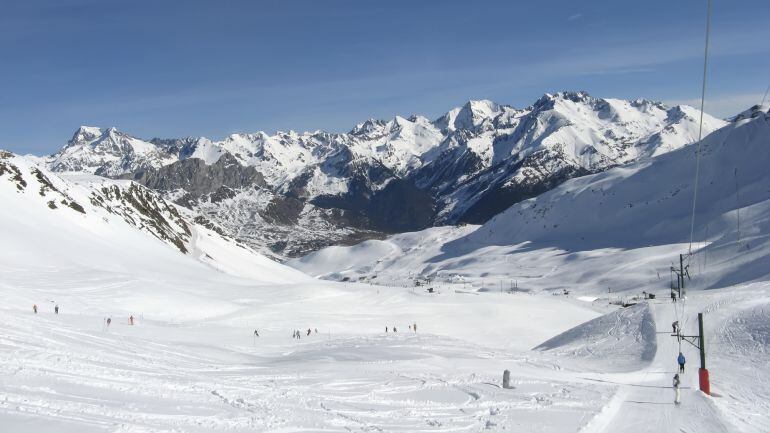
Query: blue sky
1 0 768 155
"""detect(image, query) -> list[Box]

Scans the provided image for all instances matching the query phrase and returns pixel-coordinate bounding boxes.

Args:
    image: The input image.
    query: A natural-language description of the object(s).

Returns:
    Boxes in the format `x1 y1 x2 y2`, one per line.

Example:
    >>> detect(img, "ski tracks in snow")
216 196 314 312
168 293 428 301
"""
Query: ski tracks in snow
579 301 732 433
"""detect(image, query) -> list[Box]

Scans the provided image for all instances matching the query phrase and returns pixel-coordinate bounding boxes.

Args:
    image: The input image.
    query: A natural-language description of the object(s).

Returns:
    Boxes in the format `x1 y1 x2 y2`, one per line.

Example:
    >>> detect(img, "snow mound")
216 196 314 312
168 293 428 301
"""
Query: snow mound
290 239 400 279
719 302 770 356
534 303 657 372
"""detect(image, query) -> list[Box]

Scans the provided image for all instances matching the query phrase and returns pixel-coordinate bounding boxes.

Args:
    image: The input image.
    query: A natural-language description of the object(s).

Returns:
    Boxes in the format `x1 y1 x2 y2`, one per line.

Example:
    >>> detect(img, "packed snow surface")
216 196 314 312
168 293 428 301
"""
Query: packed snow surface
4 240 770 431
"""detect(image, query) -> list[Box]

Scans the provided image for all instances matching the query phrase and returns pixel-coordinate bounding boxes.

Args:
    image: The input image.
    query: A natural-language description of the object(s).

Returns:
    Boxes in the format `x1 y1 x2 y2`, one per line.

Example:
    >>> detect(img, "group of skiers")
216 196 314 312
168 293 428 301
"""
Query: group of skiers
672 350 686 404
31 304 137 329
292 328 318 339
103 315 136 328
385 322 417 333
32 303 58 314
669 317 687 404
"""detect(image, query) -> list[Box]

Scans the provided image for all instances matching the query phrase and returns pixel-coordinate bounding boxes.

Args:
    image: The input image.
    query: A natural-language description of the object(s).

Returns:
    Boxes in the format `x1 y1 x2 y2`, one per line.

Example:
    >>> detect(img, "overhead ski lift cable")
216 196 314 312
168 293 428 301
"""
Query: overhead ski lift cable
667 0 712 376
688 0 713 258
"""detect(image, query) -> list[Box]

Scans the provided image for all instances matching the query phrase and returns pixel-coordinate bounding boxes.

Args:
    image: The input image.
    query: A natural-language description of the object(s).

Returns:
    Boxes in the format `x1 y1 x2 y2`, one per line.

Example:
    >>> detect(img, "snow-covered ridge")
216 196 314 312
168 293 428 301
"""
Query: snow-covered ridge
1 150 306 282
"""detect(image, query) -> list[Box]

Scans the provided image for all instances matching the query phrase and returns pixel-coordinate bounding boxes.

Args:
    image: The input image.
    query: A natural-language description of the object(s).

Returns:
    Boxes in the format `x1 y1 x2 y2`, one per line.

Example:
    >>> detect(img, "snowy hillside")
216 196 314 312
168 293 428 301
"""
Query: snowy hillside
45 92 725 258
1 151 303 282
291 104 770 293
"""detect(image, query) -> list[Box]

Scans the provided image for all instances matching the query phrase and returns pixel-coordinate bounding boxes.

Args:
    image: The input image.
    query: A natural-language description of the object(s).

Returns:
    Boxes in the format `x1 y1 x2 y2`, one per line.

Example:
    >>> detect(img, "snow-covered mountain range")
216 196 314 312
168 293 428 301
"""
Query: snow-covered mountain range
45 91 726 258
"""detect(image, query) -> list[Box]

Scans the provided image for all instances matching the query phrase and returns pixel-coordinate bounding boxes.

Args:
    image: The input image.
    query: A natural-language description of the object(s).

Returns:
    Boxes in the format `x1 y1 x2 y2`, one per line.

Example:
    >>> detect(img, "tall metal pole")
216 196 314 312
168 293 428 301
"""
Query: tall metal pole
698 313 706 369
679 254 685 298
735 168 741 248
698 312 710 395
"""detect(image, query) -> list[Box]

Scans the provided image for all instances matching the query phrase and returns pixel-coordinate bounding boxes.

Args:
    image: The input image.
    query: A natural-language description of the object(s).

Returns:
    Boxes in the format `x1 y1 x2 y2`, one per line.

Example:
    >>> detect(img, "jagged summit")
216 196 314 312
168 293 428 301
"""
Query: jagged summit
730 103 770 123
434 99 507 132
69 126 103 145
350 119 387 136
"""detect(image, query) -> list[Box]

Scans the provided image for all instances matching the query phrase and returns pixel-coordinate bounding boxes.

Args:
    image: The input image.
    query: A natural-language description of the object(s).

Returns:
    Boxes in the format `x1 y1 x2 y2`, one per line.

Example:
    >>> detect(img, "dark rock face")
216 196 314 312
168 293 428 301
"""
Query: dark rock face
149 137 200 160
95 183 192 254
366 179 435 232
123 152 266 198
262 196 305 225
309 160 435 233
459 163 591 225
413 147 485 193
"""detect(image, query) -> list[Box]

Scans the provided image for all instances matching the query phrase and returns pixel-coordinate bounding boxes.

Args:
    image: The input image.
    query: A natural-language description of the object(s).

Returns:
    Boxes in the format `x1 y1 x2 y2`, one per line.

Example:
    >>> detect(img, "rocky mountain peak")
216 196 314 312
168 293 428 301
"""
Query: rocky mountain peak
350 119 388 137
69 126 103 146
730 104 770 123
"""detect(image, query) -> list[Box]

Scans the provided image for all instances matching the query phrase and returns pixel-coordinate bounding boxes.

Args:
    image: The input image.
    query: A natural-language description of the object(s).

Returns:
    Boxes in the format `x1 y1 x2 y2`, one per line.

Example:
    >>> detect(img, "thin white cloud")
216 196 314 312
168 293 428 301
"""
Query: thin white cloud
666 92 767 119
567 13 583 21
577 67 656 76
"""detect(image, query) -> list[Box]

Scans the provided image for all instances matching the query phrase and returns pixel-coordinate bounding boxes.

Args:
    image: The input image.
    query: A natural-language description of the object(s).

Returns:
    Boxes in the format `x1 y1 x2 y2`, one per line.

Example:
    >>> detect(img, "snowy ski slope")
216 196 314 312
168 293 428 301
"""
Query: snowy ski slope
2 107 770 431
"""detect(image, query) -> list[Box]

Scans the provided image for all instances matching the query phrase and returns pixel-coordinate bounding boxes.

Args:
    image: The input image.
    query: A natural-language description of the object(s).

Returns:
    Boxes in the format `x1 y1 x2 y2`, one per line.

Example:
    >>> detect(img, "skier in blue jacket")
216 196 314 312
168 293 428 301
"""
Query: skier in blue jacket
677 352 686 373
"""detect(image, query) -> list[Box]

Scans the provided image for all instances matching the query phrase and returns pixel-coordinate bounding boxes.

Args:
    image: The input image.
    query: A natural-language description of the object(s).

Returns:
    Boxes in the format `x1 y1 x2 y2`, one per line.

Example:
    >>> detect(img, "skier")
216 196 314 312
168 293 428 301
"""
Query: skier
129 315 134 325
33 304 38 314
677 352 686 373
671 291 677 302
393 326 397 333
314 328 318 334
385 326 388 333
254 329 259 337
673 373 681 404
413 322 417 333
106 317 112 327
306 328 311 336
54 305 59 315
672 321 679 335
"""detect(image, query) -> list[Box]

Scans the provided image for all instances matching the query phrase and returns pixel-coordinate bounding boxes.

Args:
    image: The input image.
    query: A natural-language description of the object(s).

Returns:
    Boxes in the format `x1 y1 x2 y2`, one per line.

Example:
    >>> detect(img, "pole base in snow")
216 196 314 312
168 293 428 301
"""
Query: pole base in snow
502 370 511 389
699 368 710 395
